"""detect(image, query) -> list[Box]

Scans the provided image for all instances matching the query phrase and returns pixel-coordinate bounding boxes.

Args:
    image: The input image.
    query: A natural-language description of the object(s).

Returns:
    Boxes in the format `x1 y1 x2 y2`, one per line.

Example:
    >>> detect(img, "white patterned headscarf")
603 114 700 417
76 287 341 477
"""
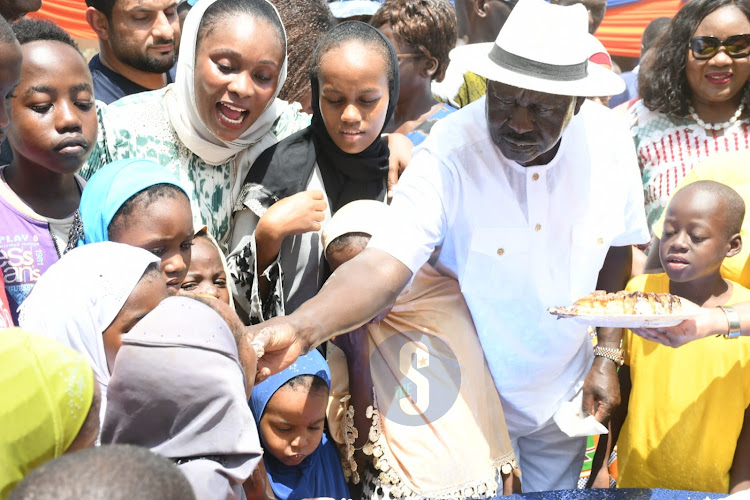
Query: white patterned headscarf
18 242 161 427
165 0 288 166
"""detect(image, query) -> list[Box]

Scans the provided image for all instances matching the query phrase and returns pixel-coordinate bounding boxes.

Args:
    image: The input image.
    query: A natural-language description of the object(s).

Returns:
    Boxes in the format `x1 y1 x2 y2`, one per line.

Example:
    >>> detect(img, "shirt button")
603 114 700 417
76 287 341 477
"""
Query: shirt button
597 237 604 245
532 173 540 181
497 248 505 256
535 224 542 232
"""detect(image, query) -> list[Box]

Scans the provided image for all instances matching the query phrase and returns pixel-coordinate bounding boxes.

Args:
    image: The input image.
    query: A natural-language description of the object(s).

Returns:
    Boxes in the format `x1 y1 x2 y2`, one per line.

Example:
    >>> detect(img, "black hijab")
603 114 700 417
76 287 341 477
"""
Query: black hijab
244 21 399 213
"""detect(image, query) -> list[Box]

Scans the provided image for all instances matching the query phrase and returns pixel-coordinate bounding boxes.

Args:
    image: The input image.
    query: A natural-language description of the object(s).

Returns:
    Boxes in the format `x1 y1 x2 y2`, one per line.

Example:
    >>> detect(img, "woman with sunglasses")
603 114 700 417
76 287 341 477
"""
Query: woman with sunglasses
629 0 750 243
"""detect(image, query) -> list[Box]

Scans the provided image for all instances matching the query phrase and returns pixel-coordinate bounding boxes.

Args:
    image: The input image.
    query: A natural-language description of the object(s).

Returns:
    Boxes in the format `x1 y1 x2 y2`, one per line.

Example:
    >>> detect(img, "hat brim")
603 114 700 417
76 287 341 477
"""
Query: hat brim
454 43 626 98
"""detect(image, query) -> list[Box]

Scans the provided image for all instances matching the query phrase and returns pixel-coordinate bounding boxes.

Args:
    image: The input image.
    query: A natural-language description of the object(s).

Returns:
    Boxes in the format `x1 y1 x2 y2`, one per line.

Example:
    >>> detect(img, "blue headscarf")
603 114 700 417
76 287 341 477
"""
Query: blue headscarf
78 159 188 246
250 351 350 500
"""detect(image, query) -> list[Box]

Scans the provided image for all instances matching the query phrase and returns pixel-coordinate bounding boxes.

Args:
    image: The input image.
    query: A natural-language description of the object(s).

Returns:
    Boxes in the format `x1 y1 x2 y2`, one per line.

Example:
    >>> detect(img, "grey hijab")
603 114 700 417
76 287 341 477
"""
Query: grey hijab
101 296 260 500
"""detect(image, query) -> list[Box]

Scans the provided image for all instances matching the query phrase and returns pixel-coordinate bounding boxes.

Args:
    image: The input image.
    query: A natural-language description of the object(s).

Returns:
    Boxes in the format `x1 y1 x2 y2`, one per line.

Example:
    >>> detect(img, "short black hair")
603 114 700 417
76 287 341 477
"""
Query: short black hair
325 232 371 261
275 0 335 105
640 16 670 54
85 0 115 22
672 180 746 237
196 0 285 52
8 445 196 500
11 18 80 54
107 184 188 239
311 21 396 91
640 0 750 117
371 0 457 82
284 374 329 395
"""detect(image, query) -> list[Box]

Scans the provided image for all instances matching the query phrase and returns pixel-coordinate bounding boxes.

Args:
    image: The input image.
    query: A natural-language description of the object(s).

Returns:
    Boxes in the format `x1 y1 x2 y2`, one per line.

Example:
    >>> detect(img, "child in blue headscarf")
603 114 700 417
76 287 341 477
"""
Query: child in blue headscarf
250 350 350 500
77 158 195 295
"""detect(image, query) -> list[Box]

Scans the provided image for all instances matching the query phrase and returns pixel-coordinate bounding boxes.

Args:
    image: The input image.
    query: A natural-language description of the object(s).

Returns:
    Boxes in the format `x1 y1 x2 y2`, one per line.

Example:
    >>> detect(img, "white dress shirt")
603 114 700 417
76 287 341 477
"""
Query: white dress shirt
369 98 649 436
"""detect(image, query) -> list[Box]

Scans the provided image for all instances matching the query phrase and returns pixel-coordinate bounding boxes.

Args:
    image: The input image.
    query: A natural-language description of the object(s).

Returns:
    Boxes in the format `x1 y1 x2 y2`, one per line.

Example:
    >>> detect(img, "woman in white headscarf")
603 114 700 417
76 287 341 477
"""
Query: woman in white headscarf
80 0 302 249
17 242 168 426
80 0 411 253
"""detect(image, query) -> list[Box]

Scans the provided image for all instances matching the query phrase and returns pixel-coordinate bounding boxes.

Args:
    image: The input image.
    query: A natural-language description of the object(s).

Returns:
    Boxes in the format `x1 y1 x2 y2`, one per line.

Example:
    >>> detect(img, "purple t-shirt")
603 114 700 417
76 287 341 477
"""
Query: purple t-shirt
0 194 62 324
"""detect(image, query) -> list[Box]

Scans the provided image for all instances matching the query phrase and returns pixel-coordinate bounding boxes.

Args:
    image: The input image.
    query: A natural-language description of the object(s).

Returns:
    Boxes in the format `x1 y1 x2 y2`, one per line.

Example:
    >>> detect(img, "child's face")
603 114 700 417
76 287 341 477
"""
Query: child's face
660 190 739 282
318 41 390 154
8 41 97 175
102 271 168 374
179 236 230 304
0 40 22 145
259 384 328 467
109 195 194 295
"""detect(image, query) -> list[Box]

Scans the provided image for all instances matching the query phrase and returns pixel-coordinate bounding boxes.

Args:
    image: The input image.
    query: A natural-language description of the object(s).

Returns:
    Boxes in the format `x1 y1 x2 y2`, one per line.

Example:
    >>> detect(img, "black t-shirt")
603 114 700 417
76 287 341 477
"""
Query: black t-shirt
88 54 175 104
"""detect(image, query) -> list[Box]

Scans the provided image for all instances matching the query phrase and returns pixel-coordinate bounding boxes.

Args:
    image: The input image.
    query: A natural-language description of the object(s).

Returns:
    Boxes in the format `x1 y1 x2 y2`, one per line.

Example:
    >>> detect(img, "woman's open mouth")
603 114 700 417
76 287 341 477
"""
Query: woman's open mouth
216 102 249 129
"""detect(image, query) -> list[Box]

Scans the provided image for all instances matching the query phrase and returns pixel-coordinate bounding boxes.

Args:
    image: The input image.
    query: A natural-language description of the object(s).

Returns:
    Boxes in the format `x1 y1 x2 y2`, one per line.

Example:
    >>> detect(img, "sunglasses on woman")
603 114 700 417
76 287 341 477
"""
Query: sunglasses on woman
689 34 750 60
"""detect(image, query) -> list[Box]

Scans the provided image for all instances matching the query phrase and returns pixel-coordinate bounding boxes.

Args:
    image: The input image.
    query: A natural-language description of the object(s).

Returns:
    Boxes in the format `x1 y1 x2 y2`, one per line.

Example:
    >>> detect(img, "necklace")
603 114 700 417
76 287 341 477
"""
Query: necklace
689 102 745 131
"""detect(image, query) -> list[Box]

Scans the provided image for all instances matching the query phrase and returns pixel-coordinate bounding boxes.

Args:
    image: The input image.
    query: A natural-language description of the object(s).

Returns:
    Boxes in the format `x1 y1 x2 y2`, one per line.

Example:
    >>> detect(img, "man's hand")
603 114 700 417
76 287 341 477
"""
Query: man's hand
385 133 413 198
632 306 726 348
244 316 309 383
582 357 620 424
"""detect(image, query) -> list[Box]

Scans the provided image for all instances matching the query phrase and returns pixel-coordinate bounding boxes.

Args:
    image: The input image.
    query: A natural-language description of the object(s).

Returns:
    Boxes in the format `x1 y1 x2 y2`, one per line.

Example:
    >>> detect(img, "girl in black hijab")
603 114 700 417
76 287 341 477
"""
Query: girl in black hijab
230 21 399 322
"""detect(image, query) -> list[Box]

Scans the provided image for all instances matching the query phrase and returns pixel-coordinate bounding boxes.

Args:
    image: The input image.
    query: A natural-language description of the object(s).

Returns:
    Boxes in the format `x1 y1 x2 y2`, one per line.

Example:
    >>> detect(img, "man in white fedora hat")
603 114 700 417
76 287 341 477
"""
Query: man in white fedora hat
245 0 648 491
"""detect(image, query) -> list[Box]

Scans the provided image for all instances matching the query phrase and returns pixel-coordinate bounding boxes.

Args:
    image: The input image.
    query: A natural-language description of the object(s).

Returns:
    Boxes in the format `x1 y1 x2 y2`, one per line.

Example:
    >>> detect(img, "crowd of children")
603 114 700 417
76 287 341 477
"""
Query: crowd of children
1 0 750 498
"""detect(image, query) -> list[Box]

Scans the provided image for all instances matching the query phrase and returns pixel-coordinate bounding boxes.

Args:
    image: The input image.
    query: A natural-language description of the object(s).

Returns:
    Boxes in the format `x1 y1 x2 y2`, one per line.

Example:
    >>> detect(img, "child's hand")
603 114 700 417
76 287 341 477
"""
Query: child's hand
258 190 327 244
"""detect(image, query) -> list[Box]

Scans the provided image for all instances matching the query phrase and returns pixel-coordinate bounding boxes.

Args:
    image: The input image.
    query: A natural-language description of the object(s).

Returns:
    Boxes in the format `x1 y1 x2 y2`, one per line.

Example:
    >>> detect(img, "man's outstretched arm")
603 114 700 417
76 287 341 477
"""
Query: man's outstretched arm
247 248 413 380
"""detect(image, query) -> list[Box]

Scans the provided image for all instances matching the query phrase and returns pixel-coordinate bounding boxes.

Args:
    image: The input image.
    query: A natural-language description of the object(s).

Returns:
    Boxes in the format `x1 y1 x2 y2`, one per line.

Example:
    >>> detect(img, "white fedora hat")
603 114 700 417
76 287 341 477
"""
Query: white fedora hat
456 0 625 97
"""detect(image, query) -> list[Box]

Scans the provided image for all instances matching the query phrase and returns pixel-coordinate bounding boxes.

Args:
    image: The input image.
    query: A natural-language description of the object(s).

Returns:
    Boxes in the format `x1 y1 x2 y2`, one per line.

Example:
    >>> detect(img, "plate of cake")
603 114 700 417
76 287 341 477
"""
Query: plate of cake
548 290 704 327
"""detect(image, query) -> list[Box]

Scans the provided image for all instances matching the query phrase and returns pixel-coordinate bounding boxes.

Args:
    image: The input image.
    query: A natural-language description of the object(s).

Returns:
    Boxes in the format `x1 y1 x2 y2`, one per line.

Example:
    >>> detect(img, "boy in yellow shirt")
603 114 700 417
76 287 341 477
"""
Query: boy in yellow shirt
595 180 750 493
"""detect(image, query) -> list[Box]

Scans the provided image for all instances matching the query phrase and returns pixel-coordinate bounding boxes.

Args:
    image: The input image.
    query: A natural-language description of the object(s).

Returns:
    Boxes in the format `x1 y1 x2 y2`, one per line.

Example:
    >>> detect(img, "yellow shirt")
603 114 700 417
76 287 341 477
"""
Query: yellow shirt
652 150 750 287
618 273 750 492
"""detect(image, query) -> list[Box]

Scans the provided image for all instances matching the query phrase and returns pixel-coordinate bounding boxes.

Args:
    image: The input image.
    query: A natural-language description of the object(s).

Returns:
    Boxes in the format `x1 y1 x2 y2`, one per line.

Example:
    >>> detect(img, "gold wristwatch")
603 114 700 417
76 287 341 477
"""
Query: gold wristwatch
593 346 624 366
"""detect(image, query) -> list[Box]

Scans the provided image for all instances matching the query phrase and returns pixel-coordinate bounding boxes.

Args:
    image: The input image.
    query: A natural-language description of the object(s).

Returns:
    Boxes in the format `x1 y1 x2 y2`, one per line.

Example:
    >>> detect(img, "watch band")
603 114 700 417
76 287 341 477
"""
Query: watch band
593 346 624 366
719 306 742 339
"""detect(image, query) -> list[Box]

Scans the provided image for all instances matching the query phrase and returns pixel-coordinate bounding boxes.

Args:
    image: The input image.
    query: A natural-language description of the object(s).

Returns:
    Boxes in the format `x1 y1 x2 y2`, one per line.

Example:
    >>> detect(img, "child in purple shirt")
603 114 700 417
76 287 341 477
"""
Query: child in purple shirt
0 19 97 323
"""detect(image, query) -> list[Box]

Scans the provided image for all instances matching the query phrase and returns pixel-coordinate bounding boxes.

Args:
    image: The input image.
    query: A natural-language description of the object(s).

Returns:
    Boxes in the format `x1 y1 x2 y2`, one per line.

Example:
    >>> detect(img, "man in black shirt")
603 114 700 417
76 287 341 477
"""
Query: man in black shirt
85 0 180 103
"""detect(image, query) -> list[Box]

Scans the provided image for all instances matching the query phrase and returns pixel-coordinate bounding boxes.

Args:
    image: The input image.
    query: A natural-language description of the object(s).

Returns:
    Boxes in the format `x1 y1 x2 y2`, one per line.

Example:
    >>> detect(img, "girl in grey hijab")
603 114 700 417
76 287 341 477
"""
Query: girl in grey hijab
101 296 260 500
